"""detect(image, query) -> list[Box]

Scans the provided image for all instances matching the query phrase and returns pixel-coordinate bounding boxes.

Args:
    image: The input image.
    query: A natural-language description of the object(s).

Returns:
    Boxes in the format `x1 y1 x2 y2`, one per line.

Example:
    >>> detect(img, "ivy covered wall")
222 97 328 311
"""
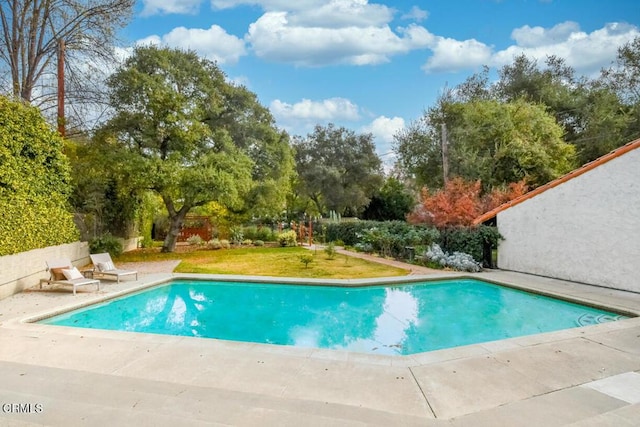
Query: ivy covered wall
0 96 79 255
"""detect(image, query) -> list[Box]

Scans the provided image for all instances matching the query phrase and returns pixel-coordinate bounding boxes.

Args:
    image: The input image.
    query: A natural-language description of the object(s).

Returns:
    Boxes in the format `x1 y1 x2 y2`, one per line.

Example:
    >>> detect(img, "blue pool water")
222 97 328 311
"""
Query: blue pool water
40 279 627 355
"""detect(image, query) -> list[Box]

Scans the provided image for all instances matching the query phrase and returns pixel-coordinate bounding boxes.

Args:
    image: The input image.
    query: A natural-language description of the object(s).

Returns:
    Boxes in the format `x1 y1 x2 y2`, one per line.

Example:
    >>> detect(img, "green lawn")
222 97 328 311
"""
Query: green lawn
116 246 408 279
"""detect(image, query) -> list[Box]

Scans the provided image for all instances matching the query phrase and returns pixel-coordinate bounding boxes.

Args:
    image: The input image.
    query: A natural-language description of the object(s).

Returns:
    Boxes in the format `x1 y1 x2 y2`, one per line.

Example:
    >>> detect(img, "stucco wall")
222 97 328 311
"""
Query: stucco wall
497 147 640 293
0 242 91 300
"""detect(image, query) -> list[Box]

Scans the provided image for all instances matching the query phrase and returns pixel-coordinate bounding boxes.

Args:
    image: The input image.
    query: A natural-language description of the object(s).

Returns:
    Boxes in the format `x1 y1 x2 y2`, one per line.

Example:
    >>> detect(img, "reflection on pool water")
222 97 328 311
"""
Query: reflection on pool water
40 279 628 355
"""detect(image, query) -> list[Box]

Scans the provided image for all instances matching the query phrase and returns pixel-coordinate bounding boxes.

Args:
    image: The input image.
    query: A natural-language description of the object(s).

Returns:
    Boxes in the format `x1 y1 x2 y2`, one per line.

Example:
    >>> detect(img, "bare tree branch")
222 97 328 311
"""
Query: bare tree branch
0 0 134 130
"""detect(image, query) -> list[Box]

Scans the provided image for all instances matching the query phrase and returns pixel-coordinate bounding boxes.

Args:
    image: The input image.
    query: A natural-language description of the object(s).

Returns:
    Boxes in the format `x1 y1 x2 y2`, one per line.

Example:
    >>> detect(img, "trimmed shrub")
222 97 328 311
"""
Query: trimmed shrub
438 225 502 263
186 235 204 246
323 221 377 246
89 234 123 257
207 238 222 249
230 227 244 245
253 240 265 247
220 239 231 249
354 242 374 253
243 225 277 242
355 222 440 259
423 244 481 272
322 220 439 251
278 230 297 247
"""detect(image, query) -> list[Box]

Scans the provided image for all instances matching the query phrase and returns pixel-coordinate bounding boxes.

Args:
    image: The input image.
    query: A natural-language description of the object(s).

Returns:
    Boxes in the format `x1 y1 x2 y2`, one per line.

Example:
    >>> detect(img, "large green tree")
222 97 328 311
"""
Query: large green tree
495 55 580 137
0 95 78 255
212 83 295 220
99 46 267 252
571 83 632 163
66 135 141 240
601 37 640 108
393 114 443 189
449 99 576 188
394 49 640 189
395 98 575 190
595 36 640 157
293 124 383 216
495 53 635 164
361 177 415 221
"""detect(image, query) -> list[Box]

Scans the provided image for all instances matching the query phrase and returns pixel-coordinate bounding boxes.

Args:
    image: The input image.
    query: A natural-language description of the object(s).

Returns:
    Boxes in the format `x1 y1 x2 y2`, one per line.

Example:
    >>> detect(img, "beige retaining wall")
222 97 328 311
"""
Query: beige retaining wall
0 242 91 300
120 236 141 252
0 237 140 300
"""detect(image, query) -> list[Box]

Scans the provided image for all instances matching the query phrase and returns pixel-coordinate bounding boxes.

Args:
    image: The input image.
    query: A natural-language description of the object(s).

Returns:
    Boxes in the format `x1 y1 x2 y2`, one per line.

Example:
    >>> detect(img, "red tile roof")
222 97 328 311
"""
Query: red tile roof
472 137 640 225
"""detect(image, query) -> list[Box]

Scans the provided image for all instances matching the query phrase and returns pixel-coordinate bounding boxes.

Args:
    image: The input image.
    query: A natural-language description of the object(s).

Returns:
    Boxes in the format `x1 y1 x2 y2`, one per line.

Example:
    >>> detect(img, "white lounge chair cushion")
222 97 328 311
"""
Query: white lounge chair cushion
98 261 116 272
62 267 84 280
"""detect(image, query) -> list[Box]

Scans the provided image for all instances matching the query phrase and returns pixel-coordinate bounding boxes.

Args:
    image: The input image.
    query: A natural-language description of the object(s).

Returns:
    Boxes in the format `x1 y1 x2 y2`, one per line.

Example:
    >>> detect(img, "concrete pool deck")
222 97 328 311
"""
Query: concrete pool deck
0 265 639 426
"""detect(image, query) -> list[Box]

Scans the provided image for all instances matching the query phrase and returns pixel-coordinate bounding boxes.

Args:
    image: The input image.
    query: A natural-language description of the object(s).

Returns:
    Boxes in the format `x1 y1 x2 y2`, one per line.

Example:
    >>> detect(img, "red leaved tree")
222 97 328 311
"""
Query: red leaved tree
481 180 529 213
408 177 528 227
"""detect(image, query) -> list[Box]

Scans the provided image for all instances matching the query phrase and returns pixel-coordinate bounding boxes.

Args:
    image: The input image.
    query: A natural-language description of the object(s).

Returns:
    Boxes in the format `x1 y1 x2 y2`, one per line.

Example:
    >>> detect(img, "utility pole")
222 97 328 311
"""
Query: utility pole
441 122 449 183
57 39 65 137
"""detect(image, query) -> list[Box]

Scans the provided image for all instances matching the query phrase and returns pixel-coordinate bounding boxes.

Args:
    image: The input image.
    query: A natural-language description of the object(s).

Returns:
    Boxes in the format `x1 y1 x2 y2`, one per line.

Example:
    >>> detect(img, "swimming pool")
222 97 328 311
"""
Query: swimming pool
40 278 627 355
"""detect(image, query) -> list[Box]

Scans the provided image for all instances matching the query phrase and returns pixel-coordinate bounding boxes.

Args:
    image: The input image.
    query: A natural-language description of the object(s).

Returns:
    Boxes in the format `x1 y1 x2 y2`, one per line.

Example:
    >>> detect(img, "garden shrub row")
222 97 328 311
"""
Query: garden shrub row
319 220 501 266
320 221 439 259
321 220 431 247
242 225 278 242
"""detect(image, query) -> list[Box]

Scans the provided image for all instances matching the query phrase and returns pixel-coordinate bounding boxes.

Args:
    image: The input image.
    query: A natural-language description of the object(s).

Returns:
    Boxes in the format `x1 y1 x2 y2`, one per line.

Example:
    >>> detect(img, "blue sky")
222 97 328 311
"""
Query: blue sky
119 0 640 157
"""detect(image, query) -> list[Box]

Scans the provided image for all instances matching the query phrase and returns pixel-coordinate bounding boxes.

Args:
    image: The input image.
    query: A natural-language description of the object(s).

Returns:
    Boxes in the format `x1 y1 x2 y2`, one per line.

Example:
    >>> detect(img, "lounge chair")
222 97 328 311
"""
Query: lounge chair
89 252 138 283
41 259 101 295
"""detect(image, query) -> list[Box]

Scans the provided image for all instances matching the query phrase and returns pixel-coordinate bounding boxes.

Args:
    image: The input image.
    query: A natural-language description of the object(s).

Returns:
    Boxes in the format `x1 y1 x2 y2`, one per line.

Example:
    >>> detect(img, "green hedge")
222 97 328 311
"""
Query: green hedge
318 220 501 264
0 96 78 255
0 194 79 256
321 220 439 258
438 225 502 263
321 220 381 246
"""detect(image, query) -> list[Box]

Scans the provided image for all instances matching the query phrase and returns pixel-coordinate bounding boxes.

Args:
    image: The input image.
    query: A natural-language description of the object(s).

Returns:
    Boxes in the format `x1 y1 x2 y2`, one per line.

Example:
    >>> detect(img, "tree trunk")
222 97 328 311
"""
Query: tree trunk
441 122 449 184
161 200 190 253
162 213 185 252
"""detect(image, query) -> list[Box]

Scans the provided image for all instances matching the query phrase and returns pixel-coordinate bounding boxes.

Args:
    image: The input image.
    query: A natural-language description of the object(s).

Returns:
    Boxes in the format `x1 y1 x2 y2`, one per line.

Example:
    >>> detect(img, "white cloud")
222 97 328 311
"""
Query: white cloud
140 1 637 81
268 100 404 163
492 21 640 74
141 0 201 16
208 1 434 66
285 1 393 29
362 116 405 145
401 6 428 22
135 25 246 64
510 21 581 48
361 116 405 156
270 97 360 122
400 25 436 48
247 12 433 66
422 37 493 73
211 0 324 11
422 21 640 76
